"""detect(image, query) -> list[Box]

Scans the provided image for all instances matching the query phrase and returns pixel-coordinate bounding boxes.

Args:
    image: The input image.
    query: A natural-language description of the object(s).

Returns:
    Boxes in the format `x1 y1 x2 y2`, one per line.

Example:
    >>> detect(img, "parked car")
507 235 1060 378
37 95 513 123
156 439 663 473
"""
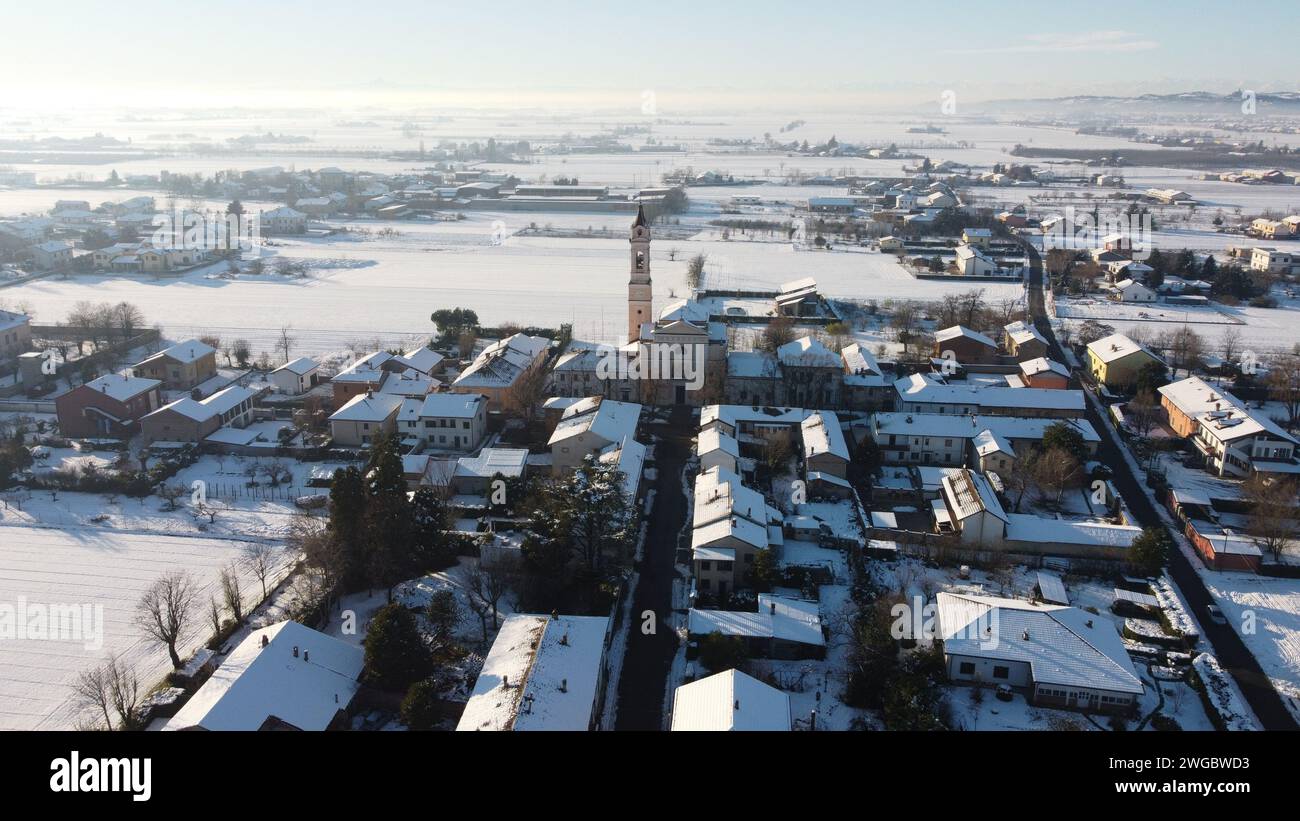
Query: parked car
1205 604 1227 626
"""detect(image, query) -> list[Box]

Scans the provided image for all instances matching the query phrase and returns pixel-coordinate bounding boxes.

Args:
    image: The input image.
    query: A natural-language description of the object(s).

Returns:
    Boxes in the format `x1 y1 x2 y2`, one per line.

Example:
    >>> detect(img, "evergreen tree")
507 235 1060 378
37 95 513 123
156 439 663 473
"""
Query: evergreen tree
363 604 434 690
328 466 367 591
1128 527 1171 576
363 433 414 595
410 486 454 572
1041 421 1089 465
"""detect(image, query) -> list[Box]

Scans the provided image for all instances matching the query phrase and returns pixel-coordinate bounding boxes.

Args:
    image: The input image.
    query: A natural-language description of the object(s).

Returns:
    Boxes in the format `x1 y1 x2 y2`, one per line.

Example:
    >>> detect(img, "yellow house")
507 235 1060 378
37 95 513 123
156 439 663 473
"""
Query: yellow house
1086 333 1165 390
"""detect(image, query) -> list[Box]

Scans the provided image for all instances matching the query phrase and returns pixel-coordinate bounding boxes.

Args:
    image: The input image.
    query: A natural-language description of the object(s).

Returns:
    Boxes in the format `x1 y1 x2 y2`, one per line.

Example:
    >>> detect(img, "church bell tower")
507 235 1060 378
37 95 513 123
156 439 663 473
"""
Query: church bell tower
628 204 653 343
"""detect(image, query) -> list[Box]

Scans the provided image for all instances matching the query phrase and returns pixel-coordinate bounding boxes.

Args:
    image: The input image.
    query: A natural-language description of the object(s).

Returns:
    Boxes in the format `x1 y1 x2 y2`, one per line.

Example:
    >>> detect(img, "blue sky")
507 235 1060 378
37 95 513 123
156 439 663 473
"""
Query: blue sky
3 1 1296 108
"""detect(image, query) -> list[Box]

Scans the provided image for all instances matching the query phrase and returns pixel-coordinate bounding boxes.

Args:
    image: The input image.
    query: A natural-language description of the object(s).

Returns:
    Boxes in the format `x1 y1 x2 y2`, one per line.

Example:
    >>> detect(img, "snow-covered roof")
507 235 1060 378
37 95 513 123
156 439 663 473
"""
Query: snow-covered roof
1087 333 1163 365
869 412 1100 444
670 669 790 731
454 447 528 479
694 466 777 532
452 333 549 389
942 469 1008 524
1004 514 1142 548
328 391 403 423
0 309 30 333
727 350 778 378
936 592 1143 695
332 351 394 382
1019 357 1069 379
972 428 1015 458
418 392 484 419
687 595 825 646
934 325 996 348
801 411 850 461
396 345 445 375
1005 320 1047 347
83 373 160 402
841 343 881 377
457 613 609 731
697 427 740 459
702 404 807 431
548 396 641 447
165 621 363 731
150 385 256 423
273 356 317 376
894 373 1084 412
1157 376 1243 419
138 338 215 367
599 436 646 500
776 336 842 369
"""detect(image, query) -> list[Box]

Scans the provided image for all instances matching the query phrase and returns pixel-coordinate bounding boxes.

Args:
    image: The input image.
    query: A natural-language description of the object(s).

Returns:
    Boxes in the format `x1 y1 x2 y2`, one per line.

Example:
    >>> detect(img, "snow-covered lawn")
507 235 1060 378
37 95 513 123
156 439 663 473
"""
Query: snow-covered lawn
0 524 292 730
1199 571 1300 722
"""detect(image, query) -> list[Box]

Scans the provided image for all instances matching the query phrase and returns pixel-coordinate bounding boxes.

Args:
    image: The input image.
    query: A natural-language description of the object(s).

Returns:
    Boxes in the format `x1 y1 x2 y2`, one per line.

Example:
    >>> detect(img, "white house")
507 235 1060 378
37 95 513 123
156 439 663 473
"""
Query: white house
670 669 791 731
457 613 610 731
397 392 487 452
165 620 363 731
936 592 1143 714
955 243 999 276
1112 279 1156 303
269 357 318 395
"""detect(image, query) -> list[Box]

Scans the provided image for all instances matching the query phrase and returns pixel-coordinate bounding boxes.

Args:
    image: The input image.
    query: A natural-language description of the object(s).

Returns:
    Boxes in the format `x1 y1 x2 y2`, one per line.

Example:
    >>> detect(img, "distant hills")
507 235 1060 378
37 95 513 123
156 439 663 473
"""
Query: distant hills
975 91 1300 117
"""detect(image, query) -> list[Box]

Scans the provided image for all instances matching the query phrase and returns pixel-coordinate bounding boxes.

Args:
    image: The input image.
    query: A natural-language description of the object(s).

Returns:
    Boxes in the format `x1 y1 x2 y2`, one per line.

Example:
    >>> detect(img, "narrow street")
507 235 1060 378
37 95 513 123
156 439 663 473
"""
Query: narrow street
1022 237 1299 730
614 406 691 730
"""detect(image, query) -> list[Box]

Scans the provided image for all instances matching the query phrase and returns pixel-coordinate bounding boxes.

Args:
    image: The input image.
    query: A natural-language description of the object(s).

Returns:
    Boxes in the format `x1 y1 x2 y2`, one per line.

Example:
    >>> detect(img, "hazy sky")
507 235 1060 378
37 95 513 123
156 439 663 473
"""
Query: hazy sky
3 0 1296 110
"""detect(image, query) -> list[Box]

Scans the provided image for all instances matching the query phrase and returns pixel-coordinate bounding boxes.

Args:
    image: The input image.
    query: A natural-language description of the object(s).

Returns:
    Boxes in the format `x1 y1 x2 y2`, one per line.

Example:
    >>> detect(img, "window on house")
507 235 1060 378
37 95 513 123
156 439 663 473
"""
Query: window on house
959 662 975 675
993 666 1009 679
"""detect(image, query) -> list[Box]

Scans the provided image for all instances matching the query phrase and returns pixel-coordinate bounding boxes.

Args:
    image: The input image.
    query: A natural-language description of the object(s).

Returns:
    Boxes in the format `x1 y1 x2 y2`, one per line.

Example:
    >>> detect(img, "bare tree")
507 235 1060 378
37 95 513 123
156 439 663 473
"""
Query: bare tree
503 361 548 421
1218 327 1243 369
277 325 295 365
1126 390 1162 437
243 542 280 600
220 563 244 622
1245 476 1299 562
158 483 184 511
72 654 140 731
136 571 198 669
1267 348 1300 428
465 560 515 642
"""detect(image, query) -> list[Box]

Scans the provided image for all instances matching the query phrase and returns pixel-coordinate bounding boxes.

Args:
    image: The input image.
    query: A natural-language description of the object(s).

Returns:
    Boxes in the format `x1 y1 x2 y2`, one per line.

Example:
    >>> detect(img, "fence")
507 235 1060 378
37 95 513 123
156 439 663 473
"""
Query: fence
200 482 326 501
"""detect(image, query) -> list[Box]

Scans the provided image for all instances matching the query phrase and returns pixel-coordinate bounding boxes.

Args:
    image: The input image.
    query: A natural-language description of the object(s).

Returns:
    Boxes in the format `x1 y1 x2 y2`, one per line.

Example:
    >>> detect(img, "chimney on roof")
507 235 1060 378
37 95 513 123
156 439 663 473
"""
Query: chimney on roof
559 632 569 646
1086 619 1094 629
260 634 268 648
769 601 776 615
550 610 559 621
734 699 740 711
303 650 309 662
292 645 299 658
1021 631 1029 641
810 709 817 731
502 674 510 689
559 678 568 693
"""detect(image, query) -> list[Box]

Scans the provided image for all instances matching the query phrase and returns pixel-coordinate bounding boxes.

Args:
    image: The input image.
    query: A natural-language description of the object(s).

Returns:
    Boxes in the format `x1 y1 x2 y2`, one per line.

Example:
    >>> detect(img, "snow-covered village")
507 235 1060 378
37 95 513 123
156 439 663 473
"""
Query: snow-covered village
0 3 1297 798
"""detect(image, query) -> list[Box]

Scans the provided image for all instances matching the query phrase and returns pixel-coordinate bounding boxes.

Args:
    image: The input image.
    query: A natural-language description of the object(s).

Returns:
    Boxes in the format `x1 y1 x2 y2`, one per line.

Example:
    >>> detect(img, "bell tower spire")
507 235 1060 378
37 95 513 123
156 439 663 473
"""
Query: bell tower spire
628 204 652 343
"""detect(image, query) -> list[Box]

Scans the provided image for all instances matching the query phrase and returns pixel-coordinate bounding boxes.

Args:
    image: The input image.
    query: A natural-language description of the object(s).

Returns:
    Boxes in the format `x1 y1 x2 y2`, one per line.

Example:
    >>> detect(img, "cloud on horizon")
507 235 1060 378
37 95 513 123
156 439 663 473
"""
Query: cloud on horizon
954 30 1159 55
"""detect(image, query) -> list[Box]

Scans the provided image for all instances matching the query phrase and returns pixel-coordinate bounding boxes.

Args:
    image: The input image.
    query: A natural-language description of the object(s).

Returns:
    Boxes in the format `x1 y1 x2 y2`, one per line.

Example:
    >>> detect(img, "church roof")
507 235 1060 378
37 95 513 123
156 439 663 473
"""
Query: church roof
633 203 647 228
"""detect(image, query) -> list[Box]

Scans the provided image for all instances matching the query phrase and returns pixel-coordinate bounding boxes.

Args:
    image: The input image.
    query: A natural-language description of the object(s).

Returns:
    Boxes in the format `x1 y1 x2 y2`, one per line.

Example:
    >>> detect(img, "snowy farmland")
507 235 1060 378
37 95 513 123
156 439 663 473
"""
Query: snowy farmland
0 525 290 730
4 215 1024 352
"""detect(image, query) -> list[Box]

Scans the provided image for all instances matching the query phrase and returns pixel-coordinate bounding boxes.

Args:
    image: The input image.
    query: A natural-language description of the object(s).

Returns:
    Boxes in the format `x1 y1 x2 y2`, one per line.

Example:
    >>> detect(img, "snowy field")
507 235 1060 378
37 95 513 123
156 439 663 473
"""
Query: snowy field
0 524 291 730
1200 571 1300 723
5 214 1024 351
